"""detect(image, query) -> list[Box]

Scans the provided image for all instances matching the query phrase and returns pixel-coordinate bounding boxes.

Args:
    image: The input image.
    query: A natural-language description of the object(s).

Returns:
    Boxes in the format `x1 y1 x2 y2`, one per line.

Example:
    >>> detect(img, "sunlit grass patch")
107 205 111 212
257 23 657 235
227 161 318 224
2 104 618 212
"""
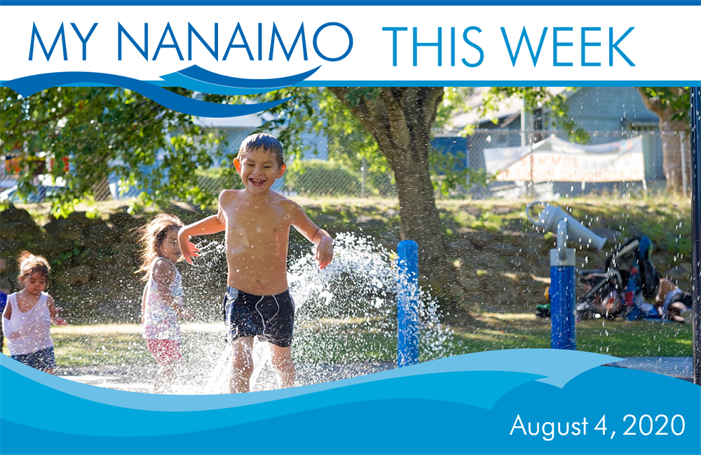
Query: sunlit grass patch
447 315 692 358
52 331 150 367
3 311 693 369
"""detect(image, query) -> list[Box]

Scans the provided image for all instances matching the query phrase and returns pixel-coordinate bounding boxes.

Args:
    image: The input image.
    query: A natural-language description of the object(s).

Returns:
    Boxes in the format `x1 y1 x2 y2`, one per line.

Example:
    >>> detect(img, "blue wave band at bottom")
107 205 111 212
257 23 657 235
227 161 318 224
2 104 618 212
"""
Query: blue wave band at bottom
0 364 699 455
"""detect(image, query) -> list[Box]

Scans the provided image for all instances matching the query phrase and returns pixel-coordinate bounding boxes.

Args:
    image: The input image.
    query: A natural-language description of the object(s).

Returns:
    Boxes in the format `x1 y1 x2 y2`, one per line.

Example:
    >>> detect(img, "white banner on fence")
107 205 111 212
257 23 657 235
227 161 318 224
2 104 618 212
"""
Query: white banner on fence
484 135 645 182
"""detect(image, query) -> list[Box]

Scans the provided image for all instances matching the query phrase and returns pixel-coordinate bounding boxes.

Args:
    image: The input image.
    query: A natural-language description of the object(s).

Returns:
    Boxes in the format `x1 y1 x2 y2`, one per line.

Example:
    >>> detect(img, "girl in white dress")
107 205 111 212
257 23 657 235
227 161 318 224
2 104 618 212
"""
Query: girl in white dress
136 214 195 393
2 251 66 374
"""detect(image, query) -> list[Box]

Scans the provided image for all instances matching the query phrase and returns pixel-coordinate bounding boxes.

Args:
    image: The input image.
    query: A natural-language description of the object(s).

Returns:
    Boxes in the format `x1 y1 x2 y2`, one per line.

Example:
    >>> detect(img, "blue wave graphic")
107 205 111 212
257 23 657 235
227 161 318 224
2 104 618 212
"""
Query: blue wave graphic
176 64 320 89
2 350 699 455
157 72 276 96
0 349 615 415
3 65 321 117
4 72 291 117
0 349 616 438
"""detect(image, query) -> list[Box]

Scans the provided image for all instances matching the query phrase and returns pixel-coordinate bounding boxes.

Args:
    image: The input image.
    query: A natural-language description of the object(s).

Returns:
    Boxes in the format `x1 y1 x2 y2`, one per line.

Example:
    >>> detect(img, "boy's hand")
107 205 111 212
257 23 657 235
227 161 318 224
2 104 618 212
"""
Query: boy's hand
53 317 68 326
315 237 333 270
177 230 200 264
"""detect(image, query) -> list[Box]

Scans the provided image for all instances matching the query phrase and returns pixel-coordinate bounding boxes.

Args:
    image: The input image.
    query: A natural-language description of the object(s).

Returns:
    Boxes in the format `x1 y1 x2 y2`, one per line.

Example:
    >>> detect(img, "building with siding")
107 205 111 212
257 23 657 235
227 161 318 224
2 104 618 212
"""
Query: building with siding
449 87 664 198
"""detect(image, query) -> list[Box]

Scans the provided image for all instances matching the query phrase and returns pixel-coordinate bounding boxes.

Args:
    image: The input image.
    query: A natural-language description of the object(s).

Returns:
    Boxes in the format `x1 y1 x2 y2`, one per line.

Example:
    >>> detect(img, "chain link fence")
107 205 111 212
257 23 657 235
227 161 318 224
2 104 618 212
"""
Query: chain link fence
189 158 398 199
2 129 674 203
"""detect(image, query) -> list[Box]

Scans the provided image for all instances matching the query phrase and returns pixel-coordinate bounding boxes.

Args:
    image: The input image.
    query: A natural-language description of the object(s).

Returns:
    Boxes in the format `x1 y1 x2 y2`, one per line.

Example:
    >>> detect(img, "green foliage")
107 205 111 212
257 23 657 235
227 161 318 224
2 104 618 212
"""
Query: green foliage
434 87 475 129
222 87 391 180
429 146 490 196
2 85 486 216
637 87 690 125
479 87 590 144
194 167 228 179
284 159 361 196
240 87 488 197
52 243 84 268
195 166 243 196
0 87 227 216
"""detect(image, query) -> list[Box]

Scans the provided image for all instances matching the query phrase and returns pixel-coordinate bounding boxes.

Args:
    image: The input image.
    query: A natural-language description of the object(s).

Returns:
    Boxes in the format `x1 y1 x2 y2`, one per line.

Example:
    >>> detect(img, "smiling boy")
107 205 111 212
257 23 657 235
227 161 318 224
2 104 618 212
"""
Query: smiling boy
177 133 333 393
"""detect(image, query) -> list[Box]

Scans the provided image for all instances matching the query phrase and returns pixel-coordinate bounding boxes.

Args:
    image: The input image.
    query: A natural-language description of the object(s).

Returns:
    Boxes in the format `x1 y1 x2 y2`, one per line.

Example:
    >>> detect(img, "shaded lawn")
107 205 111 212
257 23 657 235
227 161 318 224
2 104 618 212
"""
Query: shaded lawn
2 317 690 367
450 315 692 358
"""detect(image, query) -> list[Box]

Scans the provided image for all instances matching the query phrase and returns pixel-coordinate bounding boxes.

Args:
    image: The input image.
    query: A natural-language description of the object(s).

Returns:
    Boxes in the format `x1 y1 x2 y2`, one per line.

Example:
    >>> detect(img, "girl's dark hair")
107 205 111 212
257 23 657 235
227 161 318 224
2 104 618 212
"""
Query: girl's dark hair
17 251 50 281
135 214 184 281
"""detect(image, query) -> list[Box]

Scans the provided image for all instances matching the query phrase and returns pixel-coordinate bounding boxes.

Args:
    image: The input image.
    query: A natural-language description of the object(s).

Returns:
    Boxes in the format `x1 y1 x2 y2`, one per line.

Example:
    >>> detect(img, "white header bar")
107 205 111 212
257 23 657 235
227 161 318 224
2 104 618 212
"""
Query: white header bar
1 5 699 84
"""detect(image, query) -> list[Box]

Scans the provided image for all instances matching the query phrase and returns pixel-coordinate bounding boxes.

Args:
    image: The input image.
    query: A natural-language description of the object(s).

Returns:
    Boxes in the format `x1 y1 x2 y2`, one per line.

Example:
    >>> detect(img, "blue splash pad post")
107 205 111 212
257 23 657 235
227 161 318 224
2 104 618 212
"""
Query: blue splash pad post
397 240 419 367
550 220 576 350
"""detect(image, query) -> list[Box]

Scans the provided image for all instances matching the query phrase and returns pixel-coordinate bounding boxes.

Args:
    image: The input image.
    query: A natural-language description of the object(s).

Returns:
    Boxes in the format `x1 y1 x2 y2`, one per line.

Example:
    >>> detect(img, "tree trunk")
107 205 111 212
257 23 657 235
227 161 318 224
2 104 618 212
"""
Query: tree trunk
638 88 692 193
328 87 462 301
392 138 455 292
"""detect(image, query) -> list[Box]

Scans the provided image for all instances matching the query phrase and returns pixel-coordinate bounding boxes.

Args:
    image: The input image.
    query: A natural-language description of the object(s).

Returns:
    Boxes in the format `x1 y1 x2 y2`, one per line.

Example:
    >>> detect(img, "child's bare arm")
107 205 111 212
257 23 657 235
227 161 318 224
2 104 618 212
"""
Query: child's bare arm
3 302 11 320
178 215 224 263
290 204 333 269
141 285 147 325
178 194 230 263
47 295 67 325
655 282 664 304
152 260 192 319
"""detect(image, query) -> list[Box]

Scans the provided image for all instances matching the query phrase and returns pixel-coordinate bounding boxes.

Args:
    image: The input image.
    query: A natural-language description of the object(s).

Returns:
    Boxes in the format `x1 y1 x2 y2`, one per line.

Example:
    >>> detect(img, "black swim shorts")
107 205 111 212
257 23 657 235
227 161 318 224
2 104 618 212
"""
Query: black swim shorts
223 287 295 347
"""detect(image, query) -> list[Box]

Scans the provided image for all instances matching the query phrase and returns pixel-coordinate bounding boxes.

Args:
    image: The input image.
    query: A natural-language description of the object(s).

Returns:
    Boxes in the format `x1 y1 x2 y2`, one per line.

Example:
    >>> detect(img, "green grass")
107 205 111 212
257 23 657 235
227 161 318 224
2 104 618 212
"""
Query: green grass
449 314 692 358
5 317 688 368
52 332 150 367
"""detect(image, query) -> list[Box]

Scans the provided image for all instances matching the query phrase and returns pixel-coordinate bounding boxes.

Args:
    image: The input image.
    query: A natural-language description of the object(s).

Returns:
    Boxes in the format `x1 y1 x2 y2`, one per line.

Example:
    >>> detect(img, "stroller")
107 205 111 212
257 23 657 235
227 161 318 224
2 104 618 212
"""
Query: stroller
576 236 660 320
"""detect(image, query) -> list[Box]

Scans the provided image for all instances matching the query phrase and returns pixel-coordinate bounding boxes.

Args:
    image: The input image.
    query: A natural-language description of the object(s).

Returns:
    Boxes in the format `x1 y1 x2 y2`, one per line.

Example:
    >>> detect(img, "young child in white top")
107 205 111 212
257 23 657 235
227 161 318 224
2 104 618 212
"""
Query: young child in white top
136 214 195 393
2 251 66 374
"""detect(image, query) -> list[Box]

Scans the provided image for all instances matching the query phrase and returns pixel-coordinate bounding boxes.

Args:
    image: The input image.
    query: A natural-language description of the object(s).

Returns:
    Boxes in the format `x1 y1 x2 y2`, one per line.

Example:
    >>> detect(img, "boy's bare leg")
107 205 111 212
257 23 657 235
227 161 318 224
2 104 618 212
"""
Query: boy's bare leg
270 344 295 389
230 337 254 393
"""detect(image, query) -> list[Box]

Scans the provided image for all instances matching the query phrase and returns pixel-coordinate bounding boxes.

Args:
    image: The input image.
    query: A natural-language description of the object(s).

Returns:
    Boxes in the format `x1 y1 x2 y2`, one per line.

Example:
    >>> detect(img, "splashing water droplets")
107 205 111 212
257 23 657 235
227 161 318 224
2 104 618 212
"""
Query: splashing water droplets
187 233 452 393
67 234 452 394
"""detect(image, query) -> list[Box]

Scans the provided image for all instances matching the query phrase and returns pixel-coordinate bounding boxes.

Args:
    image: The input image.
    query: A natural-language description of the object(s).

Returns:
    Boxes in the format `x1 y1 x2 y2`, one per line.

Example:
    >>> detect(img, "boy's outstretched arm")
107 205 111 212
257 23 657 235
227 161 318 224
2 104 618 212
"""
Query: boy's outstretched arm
313 228 334 269
290 204 333 269
178 214 225 263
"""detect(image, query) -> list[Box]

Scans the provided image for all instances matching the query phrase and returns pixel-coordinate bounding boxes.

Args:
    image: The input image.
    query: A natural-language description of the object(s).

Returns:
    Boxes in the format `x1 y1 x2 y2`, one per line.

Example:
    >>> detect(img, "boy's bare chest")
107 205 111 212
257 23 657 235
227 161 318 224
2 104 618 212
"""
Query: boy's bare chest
224 204 292 240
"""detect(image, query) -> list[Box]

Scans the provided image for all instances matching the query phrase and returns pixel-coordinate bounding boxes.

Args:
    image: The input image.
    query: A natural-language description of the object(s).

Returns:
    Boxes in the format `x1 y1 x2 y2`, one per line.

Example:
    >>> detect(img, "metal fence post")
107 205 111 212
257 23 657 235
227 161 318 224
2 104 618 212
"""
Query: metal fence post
397 240 419 367
360 157 366 198
690 87 701 386
680 131 688 197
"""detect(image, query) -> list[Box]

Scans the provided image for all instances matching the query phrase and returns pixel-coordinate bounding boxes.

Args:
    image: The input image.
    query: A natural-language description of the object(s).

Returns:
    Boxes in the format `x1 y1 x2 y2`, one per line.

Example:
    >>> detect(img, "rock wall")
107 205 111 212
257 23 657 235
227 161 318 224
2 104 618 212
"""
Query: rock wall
0 204 226 323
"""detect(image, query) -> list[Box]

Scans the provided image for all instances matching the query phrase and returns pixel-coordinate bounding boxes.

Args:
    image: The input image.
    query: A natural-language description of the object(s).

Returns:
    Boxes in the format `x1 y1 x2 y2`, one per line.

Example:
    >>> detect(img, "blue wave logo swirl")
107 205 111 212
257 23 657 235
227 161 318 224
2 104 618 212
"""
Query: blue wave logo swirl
4 65 320 117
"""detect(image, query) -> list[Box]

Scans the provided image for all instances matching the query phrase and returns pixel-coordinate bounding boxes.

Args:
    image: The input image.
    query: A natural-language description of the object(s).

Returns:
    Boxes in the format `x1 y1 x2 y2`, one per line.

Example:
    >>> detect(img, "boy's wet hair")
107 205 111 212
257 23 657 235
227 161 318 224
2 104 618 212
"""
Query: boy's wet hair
238 133 284 168
134 214 184 281
17 251 50 281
